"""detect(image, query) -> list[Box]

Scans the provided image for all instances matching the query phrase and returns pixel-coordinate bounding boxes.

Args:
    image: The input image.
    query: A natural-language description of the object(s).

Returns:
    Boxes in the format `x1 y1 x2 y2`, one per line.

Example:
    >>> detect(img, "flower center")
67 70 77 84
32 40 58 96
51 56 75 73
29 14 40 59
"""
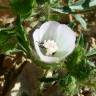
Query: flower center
42 40 58 56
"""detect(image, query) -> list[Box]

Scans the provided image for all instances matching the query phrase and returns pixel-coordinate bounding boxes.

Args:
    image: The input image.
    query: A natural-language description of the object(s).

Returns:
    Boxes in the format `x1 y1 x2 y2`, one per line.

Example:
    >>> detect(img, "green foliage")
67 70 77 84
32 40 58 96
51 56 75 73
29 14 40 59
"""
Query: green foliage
69 0 96 10
73 14 87 30
68 0 85 6
86 48 96 57
9 0 33 19
59 75 77 96
51 7 87 29
66 50 93 81
36 0 47 5
68 21 76 29
51 0 96 30
52 0 96 13
82 0 91 8
67 46 85 66
77 33 85 47
66 34 93 80
0 29 17 53
52 6 72 14
70 59 92 80
90 0 96 6
15 16 32 57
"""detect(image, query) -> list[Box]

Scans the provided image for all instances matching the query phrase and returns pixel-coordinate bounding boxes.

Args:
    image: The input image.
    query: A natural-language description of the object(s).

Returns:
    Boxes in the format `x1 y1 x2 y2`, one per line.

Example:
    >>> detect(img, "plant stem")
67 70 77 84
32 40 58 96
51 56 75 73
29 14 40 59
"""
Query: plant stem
0 6 10 9
52 6 96 14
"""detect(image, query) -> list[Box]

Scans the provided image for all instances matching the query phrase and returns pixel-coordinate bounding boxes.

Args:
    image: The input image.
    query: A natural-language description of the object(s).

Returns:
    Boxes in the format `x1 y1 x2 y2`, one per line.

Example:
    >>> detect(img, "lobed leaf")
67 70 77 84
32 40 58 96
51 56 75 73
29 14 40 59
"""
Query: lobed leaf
73 14 87 30
9 0 33 19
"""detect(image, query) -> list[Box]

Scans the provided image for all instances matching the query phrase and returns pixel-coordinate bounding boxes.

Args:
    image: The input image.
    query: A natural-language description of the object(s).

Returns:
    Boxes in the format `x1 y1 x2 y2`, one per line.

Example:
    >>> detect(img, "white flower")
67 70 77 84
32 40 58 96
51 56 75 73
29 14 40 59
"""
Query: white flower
33 21 76 63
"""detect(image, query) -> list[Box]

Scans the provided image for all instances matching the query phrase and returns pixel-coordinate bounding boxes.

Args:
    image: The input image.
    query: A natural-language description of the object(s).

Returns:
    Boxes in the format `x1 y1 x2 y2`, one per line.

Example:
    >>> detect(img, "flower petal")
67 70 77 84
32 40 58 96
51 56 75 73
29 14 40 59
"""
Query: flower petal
54 24 76 58
41 21 60 41
33 21 60 42
33 29 59 63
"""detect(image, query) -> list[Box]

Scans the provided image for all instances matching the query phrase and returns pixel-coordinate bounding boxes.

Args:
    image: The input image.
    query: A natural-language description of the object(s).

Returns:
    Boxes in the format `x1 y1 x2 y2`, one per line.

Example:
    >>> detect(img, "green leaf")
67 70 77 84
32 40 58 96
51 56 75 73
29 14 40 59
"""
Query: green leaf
67 46 85 67
66 45 93 80
90 0 96 7
9 0 33 18
73 14 87 30
68 21 76 29
71 60 92 80
66 41 93 80
15 16 32 57
67 47 82 67
66 33 95 80
69 0 96 10
68 0 85 10
77 33 85 47
51 6 72 14
86 48 96 57
0 30 17 53
68 0 85 6
59 75 77 95
82 0 91 8
87 60 95 67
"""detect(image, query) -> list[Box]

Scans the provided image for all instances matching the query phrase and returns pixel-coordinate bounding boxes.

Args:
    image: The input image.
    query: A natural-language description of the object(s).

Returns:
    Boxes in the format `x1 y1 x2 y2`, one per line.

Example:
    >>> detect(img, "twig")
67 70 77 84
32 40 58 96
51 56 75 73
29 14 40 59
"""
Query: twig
0 6 10 10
